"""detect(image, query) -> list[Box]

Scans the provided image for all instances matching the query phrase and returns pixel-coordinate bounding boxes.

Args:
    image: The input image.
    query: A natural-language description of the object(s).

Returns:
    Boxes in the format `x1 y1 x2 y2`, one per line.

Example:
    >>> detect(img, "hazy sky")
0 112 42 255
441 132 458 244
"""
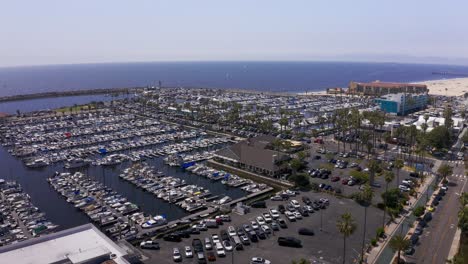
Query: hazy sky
1 0 468 66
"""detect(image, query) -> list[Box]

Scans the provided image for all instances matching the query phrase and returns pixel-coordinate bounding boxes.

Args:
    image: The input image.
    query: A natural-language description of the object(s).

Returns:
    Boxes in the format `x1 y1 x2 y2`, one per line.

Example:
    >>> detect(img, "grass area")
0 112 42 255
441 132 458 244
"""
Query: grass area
55 104 95 113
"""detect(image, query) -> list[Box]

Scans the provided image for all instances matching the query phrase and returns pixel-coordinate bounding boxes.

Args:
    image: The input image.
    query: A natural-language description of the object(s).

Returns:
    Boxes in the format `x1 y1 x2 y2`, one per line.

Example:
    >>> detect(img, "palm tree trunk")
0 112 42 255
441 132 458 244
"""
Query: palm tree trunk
397 250 401 263
343 236 346 264
361 206 367 263
383 183 388 227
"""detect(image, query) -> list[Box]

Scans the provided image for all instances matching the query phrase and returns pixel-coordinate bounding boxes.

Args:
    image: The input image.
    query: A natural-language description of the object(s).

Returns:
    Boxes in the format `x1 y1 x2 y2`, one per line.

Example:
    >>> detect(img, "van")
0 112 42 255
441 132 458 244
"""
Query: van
205 219 218 228
231 235 243 250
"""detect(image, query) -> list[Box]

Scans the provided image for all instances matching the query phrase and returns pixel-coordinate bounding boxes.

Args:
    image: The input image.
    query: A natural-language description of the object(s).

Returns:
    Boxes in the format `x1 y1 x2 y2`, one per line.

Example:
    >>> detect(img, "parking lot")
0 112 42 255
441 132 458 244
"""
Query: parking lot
305 140 422 204
141 190 384 264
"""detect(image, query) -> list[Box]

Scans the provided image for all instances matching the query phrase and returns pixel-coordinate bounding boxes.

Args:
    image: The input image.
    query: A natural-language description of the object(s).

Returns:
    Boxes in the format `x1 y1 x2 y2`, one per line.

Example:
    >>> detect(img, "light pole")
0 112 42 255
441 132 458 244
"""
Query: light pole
320 209 323 231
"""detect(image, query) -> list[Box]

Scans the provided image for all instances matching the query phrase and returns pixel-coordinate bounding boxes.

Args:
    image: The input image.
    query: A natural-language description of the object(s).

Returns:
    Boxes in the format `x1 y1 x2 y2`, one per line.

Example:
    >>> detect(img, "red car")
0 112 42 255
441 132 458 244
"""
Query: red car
207 251 216 262
341 178 349 185
314 138 324 144
331 176 340 182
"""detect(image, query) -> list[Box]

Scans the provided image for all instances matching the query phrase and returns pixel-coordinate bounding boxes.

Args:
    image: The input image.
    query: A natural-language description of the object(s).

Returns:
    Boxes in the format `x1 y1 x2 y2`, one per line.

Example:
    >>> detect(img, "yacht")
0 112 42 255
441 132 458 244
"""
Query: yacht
64 158 90 169
26 158 49 168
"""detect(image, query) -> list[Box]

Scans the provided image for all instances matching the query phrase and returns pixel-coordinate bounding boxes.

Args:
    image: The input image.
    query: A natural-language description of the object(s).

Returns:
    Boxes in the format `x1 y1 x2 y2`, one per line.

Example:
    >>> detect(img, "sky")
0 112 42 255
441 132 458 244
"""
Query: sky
1 0 468 67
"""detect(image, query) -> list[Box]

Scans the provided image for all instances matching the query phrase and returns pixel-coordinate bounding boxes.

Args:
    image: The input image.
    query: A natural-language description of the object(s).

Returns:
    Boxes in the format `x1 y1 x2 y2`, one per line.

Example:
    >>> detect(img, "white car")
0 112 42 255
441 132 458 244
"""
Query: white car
285 211 296 221
290 199 301 209
173 248 182 262
319 198 329 205
204 237 212 250
140 240 159 250
223 240 233 251
251 257 272 264
261 225 271 234
211 234 220 244
293 211 303 219
402 180 414 186
184 246 193 258
251 221 260 230
215 242 226 257
399 185 410 192
269 209 280 219
228 226 237 237
256 216 266 225
262 213 272 223
270 195 283 201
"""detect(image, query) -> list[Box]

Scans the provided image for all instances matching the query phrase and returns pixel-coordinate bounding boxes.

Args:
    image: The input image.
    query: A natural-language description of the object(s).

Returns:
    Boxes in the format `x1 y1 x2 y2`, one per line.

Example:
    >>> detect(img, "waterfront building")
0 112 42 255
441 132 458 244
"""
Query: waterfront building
0 224 139 264
375 93 428 116
348 81 428 96
214 135 290 177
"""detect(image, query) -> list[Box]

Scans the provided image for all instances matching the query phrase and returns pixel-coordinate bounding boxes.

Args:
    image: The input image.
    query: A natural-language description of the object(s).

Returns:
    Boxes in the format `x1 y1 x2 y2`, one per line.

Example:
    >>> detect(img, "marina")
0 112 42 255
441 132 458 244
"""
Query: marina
0 179 58 246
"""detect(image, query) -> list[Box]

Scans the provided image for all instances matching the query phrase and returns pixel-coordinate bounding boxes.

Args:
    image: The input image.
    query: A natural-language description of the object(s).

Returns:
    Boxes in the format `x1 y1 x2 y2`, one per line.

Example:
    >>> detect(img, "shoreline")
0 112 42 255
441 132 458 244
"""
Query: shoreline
0 76 467 105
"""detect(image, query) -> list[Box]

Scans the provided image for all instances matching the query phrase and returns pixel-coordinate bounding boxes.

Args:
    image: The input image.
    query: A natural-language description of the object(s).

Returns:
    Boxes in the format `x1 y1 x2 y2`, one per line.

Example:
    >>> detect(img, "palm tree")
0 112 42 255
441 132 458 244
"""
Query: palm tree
389 235 411 264
437 164 453 181
383 171 395 227
337 212 357 264
368 160 380 185
357 184 374 263
394 159 404 185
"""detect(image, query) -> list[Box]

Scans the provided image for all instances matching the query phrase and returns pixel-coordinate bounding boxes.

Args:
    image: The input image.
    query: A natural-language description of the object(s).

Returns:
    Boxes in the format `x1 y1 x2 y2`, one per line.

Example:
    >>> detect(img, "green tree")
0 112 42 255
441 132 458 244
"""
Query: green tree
444 105 454 129
336 212 357 264
437 164 453 181
413 206 425 218
389 235 411 264
426 126 451 150
458 192 468 233
368 160 381 185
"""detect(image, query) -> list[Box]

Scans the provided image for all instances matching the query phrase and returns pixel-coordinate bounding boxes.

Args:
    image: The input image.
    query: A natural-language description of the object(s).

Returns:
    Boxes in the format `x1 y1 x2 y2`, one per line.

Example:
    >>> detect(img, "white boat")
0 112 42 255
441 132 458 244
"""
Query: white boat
64 158 90 169
26 158 49 168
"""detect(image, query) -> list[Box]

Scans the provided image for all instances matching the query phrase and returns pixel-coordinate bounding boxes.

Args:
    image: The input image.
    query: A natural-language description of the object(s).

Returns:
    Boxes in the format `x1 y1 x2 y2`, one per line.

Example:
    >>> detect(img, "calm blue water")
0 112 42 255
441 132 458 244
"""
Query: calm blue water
1 61 468 97
0 94 132 114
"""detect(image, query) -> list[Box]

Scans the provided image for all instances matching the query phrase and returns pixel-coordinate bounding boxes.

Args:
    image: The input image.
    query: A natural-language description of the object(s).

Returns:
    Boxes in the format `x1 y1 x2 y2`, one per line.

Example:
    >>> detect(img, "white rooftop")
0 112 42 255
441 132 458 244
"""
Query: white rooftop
0 224 129 264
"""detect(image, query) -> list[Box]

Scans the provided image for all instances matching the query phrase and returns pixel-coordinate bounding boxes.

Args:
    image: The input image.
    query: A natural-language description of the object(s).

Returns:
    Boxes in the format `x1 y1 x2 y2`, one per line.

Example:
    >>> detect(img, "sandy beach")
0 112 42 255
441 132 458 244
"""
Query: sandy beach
416 77 468 96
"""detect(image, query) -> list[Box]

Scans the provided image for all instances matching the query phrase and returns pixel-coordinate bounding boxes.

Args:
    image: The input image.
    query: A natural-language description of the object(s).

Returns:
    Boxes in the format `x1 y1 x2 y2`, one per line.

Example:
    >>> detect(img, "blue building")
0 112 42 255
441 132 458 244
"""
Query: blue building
375 93 428 115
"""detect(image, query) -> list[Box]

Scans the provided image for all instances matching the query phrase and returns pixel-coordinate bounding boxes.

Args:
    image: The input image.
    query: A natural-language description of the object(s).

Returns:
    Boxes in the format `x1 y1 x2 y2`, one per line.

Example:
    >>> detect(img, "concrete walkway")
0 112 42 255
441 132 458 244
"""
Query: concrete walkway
366 160 441 264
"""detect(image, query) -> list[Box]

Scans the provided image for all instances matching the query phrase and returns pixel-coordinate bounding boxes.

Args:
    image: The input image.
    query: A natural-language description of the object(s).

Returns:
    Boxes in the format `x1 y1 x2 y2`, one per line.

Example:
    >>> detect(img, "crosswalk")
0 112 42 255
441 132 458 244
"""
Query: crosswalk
448 160 465 165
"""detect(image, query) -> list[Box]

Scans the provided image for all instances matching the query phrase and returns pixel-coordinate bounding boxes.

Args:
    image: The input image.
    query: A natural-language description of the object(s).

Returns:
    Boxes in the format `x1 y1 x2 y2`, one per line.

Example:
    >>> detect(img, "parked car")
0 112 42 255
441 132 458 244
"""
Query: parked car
207 251 216 262
140 240 160 250
215 242 225 257
185 246 193 258
173 247 182 262
251 201 267 208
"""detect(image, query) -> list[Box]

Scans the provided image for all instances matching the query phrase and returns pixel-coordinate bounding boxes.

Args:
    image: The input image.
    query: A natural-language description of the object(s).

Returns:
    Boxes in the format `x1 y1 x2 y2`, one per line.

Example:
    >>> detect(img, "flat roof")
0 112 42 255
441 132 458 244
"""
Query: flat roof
0 224 129 264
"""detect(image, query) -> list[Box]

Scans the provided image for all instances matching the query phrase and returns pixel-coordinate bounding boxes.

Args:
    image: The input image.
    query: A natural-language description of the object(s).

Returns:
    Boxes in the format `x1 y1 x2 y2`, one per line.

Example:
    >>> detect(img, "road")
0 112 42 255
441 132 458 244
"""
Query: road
405 125 467 264
405 165 467 264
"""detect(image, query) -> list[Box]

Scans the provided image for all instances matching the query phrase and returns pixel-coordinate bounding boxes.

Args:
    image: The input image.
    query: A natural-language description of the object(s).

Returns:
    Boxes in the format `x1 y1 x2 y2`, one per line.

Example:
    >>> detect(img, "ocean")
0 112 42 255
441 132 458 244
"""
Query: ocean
1 61 468 97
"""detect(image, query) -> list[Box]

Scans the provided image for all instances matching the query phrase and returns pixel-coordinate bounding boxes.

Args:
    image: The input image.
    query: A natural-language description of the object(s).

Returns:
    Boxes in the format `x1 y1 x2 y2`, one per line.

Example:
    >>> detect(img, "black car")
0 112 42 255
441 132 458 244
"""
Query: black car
409 172 419 178
251 201 267 208
302 196 311 205
220 230 230 242
277 218 288 229
298 207 309 217
192 238 204 253
423 212 432 222
298 228 314 236
278 204 286 214
174 230 191 238
277 237 302 248
163 234 182 242
256 229 267 240
404 246 415 256
409 234 419 245
248 231 258 242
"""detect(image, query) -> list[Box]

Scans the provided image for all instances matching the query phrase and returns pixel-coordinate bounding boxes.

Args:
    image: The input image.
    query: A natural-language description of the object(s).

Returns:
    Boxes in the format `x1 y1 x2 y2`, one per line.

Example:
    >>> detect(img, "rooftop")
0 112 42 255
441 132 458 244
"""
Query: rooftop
0 224 130 264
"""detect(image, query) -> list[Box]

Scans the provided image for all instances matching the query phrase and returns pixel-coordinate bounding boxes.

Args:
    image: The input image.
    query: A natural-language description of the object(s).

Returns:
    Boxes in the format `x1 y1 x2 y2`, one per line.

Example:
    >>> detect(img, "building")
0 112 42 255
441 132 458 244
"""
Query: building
0 224 139 264
214 135 290 177
375 93 428 116
348 81 428 96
